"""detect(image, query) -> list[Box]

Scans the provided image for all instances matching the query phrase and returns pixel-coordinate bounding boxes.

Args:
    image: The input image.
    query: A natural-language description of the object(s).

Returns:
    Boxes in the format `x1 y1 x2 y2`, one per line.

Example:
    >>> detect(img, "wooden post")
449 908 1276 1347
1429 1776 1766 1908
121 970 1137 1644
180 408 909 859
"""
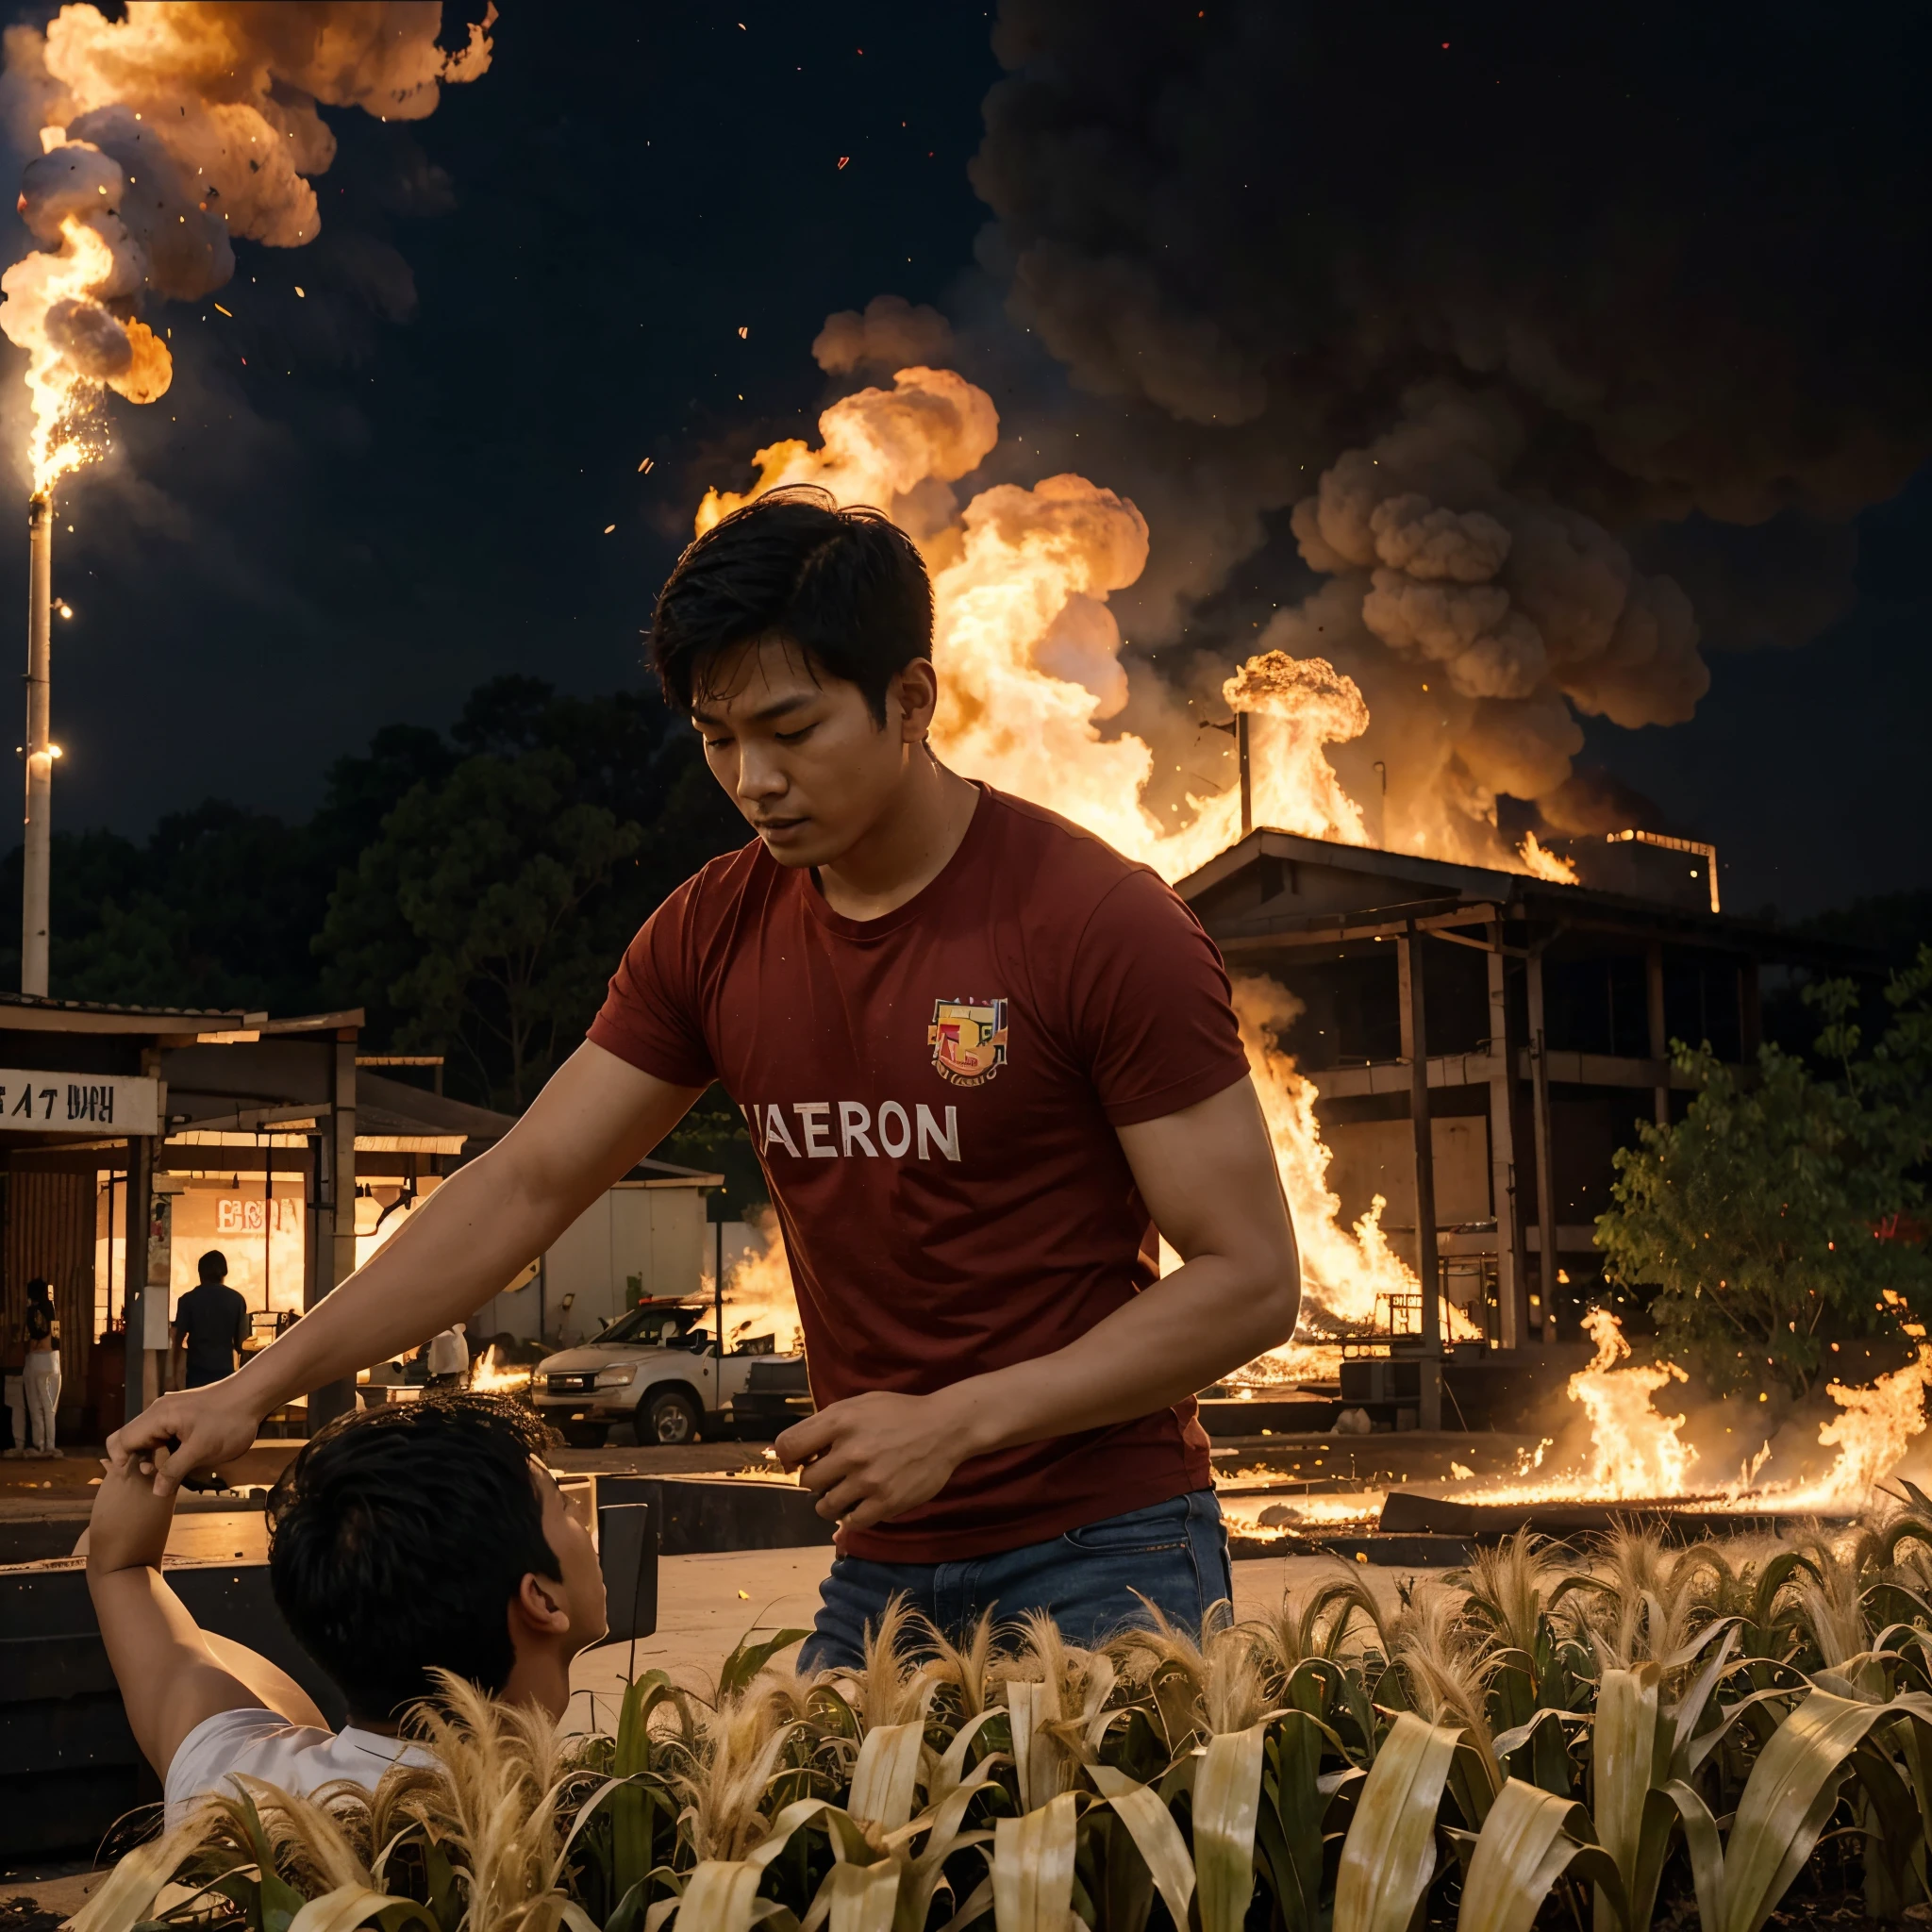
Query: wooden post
1646 941 1669 1126
1397 924 1441 1429
1525 948 1558 1342
1237 710 1253 837
1487 927 1527 1349
305 1032 359 1433
123 1131 153 1424
123 1048 169 1420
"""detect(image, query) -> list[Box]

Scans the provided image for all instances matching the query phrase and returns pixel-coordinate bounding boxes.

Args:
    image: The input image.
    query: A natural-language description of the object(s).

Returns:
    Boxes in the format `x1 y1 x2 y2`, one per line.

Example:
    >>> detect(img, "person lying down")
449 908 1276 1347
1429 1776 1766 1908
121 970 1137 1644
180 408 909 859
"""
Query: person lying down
85 1392 608 1825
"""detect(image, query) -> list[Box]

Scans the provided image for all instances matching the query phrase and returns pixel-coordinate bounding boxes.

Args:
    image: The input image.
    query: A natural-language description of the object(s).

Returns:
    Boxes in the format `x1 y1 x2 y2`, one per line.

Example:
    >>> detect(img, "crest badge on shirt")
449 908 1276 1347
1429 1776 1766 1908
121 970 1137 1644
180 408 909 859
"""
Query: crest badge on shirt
928 997 1008 1087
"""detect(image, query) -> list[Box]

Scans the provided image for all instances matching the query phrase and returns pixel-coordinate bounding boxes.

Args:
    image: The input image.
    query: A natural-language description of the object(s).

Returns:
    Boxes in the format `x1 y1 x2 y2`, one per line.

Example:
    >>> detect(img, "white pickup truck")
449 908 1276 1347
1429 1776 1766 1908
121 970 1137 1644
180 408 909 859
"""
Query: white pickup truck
532 1296 811 1446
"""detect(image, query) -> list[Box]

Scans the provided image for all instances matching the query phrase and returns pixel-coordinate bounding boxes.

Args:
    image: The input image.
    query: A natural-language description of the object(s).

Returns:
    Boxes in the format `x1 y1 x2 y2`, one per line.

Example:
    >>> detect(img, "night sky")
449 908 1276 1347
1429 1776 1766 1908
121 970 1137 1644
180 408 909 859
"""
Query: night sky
0 1 1924 921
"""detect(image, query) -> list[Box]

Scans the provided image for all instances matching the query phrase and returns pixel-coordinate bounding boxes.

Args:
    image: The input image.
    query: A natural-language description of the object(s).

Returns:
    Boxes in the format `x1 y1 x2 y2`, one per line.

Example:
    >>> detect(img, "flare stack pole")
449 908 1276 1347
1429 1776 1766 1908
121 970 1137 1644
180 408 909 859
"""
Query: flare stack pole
21 491 51 996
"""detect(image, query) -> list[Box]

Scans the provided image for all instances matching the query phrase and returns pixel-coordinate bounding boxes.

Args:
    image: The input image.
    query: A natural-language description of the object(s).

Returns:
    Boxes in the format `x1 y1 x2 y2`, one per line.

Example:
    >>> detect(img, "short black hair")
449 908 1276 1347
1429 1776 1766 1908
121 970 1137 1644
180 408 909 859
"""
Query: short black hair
197 1251 226 1283
267 1392 560 1722
25 1277 49 1300
650 485 934 724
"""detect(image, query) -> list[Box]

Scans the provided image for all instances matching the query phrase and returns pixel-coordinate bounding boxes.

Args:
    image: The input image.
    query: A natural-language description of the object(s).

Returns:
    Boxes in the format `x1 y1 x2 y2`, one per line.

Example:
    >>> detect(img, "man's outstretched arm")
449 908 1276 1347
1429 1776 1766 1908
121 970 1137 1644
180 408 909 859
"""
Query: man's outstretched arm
776 1073 1300 1534
109 1043 705 1489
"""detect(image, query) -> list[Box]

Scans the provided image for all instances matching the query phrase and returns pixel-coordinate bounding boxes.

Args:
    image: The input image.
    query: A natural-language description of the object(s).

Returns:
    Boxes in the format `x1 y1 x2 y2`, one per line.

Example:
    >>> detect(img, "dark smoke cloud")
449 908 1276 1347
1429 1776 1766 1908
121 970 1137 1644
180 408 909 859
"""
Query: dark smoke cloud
950 0 1932 835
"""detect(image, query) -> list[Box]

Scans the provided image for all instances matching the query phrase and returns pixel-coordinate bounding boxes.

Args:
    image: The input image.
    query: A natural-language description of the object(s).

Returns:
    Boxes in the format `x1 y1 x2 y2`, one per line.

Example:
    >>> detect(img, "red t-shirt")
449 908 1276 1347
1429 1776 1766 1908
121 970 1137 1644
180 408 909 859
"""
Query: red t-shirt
588 784 1251 1562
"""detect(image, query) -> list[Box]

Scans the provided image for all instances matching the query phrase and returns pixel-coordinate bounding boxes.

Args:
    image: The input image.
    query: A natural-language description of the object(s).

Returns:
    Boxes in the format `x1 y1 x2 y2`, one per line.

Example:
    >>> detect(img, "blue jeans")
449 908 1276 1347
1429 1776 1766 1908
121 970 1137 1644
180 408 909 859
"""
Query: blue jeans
799 1489 1232 1672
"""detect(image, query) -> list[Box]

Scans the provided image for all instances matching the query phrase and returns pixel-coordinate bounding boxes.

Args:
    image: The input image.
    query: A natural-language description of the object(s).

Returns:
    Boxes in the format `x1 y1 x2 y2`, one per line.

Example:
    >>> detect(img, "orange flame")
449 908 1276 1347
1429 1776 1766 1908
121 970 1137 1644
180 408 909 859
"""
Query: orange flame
0 214 156 491
467 1343 532 1398
696 365 1562 889
717 1222 803 1355
1563 1308 1698 1497
1231 973 1419 1335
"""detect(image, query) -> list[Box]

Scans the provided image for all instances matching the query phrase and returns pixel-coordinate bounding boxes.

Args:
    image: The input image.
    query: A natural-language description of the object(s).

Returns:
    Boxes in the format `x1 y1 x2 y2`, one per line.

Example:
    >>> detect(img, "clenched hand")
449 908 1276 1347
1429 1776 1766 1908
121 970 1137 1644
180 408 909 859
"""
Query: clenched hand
107 1379 261 1496
775 1388 980 1539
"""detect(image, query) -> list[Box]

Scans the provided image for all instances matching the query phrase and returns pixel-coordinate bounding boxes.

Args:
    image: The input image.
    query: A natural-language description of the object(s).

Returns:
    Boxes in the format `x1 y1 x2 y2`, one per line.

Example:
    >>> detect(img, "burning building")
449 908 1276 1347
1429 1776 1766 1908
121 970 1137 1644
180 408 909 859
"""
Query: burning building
1175 816 1868 1424
692 338 1919 1516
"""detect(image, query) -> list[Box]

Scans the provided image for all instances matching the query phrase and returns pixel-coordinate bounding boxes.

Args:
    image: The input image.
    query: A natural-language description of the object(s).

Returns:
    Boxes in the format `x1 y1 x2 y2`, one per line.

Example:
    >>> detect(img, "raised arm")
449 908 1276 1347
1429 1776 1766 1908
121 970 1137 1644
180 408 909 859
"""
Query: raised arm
777 1073 1300 1533
110 1042 706 1489
86 1451 327 1778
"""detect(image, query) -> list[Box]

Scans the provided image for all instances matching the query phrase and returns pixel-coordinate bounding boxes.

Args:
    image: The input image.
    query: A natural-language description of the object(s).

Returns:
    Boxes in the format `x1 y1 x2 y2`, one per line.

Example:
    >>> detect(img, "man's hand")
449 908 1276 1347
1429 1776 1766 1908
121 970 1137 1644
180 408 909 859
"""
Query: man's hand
107 1375 260 1498
88 1445 325 1777
106 1044 706 1492
772 1079 1298 1542
775 1388 981 1539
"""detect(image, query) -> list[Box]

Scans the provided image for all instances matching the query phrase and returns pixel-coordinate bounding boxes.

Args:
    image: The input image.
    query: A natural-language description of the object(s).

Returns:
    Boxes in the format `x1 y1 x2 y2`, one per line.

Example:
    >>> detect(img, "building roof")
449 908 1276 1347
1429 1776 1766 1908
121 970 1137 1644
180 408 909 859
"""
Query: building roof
1175 826 1877 968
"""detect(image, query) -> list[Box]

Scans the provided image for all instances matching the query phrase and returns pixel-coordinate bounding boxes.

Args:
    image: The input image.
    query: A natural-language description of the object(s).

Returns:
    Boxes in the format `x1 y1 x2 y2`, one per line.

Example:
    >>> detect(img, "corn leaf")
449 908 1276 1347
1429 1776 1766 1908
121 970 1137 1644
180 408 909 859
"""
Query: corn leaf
1194 1724 1267 1932
1256 1708 1333 1932
820 1861 901 1932
1724 1688 1891 1932
1591 1666 1672 1932
719 1631 812 1699
1088 1764 1195 1929
1668 1628 1740 1782
935 1708 1004 1796
226 1787 310 1932
66 1817 215 1932
887 1765 1000 1932
1006 1680 1061 1816
285 1888 439 1932
1458 1779 1627 1932
992 1790 1078 1932
675 1861 766 1932
932 1877 992 1932
849 1723 926 1832
1659 1780 1727 1932
1332 1711 1461 1932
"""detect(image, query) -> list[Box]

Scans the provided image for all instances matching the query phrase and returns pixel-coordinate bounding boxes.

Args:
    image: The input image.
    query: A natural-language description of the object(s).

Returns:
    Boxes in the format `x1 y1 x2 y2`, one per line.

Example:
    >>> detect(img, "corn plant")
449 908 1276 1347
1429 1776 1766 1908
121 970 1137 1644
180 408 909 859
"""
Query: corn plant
75 1511 1932 1932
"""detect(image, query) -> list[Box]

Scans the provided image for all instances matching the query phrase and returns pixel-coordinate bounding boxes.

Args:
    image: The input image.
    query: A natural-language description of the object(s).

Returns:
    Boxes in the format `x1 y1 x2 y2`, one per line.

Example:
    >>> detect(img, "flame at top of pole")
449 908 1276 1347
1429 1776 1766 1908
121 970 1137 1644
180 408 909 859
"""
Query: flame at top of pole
0 3 495 496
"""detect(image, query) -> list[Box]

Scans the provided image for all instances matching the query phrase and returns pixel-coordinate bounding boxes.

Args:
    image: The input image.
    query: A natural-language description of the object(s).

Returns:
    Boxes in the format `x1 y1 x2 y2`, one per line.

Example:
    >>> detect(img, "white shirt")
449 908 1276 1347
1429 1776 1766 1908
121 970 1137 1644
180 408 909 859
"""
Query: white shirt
164 1706 435 1827
425 1329 468 1376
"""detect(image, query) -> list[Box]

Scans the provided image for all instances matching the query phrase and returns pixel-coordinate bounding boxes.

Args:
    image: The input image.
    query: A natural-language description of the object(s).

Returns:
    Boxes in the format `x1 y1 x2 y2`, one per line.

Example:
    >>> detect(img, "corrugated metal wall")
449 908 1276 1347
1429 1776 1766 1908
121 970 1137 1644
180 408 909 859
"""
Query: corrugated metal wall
4 1170 98 1425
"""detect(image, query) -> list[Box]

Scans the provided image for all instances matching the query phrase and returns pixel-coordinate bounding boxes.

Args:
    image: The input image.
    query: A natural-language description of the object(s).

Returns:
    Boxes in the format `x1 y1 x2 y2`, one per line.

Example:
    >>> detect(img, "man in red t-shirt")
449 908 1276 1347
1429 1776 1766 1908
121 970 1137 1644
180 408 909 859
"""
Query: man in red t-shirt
111 488 1300 1664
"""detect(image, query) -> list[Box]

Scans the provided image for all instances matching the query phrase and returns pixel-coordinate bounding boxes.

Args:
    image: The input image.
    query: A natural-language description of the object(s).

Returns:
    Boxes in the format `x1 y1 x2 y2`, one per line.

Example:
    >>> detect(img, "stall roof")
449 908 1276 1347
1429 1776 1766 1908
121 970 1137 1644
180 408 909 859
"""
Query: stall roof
354 1073 723 1185
0 992 360 1040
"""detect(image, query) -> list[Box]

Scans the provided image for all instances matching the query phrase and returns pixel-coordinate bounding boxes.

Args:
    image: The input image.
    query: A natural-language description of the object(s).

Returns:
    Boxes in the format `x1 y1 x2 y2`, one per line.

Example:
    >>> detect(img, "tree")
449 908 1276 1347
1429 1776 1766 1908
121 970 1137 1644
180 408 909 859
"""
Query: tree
321 747 642 1108
1597 948 1932 1396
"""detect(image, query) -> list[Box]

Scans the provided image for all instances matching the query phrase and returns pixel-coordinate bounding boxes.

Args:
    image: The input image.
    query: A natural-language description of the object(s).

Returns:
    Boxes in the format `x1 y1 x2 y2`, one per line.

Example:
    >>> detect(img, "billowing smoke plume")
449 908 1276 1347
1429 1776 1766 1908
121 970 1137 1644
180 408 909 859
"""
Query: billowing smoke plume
1267 385 1710 855
920 1 1932 856
0 1 492 488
